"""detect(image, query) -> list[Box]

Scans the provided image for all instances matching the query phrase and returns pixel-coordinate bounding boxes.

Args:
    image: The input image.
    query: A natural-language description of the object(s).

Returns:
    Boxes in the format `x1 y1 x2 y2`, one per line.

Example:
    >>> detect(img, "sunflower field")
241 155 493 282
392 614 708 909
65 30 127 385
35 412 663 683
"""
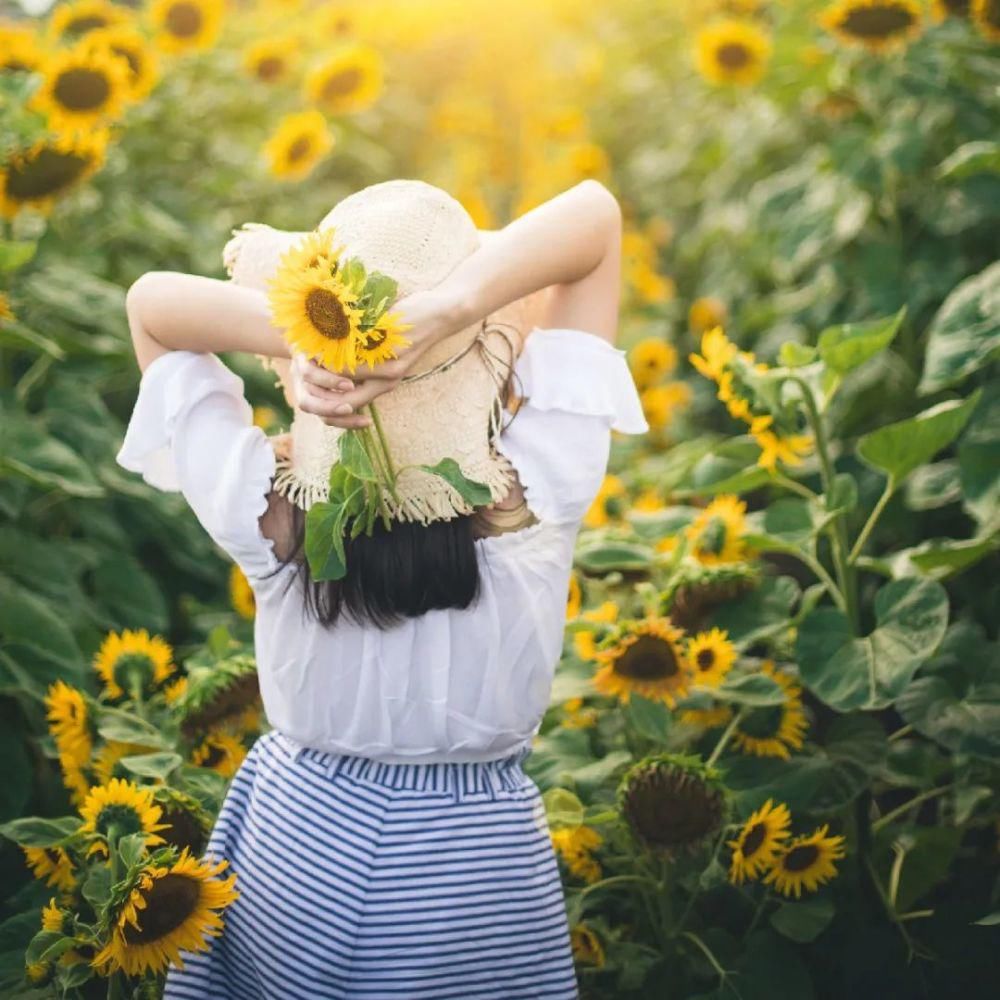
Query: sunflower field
1 0 999 997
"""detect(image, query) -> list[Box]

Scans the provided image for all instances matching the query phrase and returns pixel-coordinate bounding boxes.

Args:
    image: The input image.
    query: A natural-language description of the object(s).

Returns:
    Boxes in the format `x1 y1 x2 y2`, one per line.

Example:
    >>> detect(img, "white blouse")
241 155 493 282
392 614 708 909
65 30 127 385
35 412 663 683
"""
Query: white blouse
117 327 648 763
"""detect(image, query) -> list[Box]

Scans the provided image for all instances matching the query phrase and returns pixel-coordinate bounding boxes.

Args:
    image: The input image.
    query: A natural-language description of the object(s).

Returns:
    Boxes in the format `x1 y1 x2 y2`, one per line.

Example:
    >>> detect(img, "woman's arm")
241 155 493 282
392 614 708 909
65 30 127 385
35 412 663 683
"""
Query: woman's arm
125 272 294 374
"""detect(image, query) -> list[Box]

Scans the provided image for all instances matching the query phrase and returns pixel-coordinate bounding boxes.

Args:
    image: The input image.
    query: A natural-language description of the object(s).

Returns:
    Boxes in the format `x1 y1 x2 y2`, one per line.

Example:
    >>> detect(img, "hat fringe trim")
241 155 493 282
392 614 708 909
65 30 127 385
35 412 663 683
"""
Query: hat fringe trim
272 455 517 526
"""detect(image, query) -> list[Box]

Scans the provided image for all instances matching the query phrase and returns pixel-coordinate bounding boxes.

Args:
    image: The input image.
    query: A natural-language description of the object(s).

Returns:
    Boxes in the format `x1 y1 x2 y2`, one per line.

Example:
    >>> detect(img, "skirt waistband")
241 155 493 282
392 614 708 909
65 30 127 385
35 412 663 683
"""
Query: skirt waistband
269 731 534 801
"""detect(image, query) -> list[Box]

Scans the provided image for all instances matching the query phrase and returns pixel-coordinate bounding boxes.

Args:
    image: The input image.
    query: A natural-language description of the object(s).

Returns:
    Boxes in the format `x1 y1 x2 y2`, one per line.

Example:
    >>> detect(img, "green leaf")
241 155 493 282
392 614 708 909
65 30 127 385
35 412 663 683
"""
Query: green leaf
936 141 1000 181
715 672 786 706
95 708 171 749
886 534 1000 581
542 788 584 830
305 500 348 582
419 458 494 506
873 825 961 913
857 392 981 484
918 262 1000 394
0 575 83 677
896 676 1000 763
778 342 817 367
574 541 654 573
120 752 183 780
708 575 799 647
0 413 104 497
624 694 672 741
817 308 904 375
0 239 37 271
770 895 835 943
0 816 79 848
795 578 949 711
117 831 148 870
339 431 376 481
81 864 111 911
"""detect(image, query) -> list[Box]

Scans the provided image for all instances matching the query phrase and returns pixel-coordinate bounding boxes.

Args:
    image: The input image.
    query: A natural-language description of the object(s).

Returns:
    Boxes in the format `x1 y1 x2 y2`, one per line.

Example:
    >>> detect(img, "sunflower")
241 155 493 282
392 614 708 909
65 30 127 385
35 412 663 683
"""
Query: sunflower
23 846 76 892
45 680 92 771
81 25 159 101
687 628 737 688
629 337 678 389
1 26 46 74
573 600 620 661
268 264 365 372
562 697 599 729
570 924 605 967
48 0 130 42
618 753 729 856
33 42 131 132
763 825 846 898
583 473 626 528
311 3 357 41
679 702 734 729
695 19 772 86
93 848 238 976
641 382 692 431
593 617 691 707
24 961 52 987
0 129 108 219
304 44 384 115
550 824 603 883
80 778 166 855
819 0 923 52
154 787 212 855
148 0 224 55
0 292 15 323
92 741 155 785
566 572 582 620
163 675 188 705
228 565 255 620
972 0 1000 39
242 36 297 84
727 798 791 883
631 487 665 513
172 654 259 738
716 369 754 422
931 0 972 18
93 628 175 700
58 753 92 807
356 310 411 369
731 661 809 760
689 326 738 382
191 732 246 778
750 415 814 472
685 494 747 565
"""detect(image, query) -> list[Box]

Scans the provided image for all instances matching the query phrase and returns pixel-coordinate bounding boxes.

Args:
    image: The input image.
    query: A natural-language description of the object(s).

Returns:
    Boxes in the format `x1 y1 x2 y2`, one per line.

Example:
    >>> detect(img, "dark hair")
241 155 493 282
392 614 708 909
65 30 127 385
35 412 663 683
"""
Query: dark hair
277 505 482 629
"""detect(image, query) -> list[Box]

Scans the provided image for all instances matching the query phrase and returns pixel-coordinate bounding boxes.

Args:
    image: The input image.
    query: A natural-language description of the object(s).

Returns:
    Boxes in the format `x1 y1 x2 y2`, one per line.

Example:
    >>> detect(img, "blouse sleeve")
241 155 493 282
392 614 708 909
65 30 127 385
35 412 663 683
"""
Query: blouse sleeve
495 327 648 525
115 350 280 580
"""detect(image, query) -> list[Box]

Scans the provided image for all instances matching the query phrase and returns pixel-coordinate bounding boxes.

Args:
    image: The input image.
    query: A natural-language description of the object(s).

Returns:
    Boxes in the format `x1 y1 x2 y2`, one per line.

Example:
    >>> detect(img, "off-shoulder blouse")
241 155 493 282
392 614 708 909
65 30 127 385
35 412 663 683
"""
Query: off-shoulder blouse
116 327 649 763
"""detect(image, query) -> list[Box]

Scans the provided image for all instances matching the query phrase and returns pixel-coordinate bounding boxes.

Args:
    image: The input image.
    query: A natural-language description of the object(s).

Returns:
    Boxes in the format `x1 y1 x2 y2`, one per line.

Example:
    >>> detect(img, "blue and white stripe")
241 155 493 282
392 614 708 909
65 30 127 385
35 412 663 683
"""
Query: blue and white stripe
164 731 580 999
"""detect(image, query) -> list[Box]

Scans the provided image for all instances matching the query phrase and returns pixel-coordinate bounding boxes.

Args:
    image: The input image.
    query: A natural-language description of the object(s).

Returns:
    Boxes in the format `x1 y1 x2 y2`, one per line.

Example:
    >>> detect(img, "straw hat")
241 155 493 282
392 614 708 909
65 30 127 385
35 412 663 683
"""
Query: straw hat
222 179 538 524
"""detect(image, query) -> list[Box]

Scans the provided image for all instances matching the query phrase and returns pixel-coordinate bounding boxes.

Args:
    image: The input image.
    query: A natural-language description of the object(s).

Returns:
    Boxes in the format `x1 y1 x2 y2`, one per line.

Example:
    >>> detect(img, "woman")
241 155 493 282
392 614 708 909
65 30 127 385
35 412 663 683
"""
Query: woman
118 178 648 999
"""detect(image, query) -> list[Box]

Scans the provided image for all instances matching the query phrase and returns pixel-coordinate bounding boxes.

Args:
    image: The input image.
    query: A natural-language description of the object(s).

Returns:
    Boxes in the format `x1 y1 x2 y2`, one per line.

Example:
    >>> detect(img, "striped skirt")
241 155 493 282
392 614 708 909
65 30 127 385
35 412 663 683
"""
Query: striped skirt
163 730 580 999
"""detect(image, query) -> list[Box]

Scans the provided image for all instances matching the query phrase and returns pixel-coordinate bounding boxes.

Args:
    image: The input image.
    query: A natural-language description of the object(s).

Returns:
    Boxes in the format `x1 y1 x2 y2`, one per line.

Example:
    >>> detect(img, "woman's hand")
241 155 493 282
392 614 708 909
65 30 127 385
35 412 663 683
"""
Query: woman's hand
293 285 471 429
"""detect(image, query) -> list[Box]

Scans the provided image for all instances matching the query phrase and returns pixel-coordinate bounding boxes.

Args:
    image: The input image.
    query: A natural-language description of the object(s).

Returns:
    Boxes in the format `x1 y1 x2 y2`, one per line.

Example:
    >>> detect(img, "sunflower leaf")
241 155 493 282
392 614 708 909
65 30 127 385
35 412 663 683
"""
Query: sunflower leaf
715 672 785 706
339 431 377 481
419 458 494 506
305 500 347 582
0 815 80 848
117 831 148 871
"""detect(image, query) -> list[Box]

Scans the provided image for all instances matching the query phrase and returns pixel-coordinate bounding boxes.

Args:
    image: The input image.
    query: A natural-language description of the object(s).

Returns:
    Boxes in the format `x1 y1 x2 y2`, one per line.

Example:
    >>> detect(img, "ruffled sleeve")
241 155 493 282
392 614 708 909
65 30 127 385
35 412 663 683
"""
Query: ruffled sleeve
495 327 648 525
116 350 280 580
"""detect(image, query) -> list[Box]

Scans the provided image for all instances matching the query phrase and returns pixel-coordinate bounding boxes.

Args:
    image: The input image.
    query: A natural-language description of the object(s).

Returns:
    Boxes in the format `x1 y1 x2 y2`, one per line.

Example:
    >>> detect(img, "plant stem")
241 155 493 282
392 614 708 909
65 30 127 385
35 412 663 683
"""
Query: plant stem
887 723 913 742
368 402 397 480
745 890 770 937
849 479 894 564
873 784 955 833
107 825 125 1000
706 709 744 768
576 874 649 900
681 932 743 998
773 473 818 500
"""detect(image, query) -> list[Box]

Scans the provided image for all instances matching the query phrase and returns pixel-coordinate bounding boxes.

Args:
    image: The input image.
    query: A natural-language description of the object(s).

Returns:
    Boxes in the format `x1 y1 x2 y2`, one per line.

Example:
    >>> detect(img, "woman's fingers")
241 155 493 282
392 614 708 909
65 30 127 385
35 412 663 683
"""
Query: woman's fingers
295 384 372 428
303 359 354 393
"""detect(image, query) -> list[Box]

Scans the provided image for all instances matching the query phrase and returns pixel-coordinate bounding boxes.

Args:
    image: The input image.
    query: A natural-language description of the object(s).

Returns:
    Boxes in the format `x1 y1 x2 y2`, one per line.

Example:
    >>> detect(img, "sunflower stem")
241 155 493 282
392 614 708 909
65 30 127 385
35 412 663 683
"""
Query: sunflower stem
368 402 398 482
681 932 742 997
745 890 770 937
872 783 956 833
705 708 744 768
106 824 125 1000
848 478 895 564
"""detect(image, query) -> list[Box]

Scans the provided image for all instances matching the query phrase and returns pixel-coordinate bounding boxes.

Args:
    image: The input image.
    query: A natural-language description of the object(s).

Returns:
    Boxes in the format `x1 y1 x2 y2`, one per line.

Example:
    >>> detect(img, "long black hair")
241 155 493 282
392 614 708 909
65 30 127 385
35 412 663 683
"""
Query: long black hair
276 505 483 629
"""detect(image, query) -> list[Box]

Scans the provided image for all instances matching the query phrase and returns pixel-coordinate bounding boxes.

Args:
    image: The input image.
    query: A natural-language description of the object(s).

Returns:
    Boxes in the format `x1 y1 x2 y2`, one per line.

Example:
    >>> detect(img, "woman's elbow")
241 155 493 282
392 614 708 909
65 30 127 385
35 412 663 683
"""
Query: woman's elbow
577 179 622 236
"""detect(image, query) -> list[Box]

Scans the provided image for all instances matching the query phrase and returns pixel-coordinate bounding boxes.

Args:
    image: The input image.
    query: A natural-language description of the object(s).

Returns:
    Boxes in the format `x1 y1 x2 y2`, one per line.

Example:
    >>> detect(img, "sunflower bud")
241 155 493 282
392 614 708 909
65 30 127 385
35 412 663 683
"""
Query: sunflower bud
664 561 759 632
617 752 728 857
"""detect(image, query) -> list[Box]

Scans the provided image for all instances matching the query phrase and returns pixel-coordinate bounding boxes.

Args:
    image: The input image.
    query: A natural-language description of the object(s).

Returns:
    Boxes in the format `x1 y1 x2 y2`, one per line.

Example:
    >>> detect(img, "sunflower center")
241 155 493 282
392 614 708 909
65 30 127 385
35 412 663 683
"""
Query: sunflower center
198 743 226 768
96 803 143 838
123 874 201 944
740 704 783 738
782 842 820 872
166 2 204 38
113 653 155 697
256 56 285 81
53 68 111 112
363 327 387 349
321 68 362 101
305 288 353 340
838 5 915 38
616 635 681 681
741 821 767 858
3 59 35 72
695 648 717 672
716 42 751 69
697 517 728 555
113 46 142 77
161 808 206 855
6 147 92 199
65 15 111 36
287 136 313 162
